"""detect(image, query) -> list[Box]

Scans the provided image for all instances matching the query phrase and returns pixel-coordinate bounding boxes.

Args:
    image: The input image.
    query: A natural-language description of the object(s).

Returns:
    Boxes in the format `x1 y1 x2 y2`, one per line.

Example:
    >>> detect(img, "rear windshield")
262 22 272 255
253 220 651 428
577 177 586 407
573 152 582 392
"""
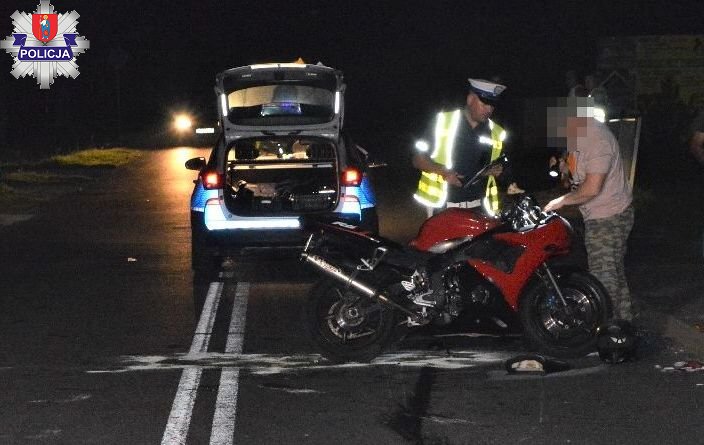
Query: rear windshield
223 70 338 126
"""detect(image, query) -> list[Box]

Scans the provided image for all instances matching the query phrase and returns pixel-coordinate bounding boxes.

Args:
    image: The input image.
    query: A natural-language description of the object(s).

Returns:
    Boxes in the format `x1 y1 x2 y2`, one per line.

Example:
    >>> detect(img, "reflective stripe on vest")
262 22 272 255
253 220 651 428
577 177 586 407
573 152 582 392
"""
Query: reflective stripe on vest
413 110 461 208
414 110 505 211
485 120 506 214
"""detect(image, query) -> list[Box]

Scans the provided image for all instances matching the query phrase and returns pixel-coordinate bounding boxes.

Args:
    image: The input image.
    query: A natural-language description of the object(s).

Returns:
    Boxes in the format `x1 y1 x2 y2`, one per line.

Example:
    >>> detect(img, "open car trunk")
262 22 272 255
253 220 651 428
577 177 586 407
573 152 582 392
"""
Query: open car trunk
223 136 339 216
216 63 343 139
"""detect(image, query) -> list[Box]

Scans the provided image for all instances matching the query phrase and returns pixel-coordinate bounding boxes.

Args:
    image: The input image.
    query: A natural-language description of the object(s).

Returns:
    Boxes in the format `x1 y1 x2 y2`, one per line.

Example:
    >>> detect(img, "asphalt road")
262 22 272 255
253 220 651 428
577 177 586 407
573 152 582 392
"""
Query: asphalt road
0 148 703 444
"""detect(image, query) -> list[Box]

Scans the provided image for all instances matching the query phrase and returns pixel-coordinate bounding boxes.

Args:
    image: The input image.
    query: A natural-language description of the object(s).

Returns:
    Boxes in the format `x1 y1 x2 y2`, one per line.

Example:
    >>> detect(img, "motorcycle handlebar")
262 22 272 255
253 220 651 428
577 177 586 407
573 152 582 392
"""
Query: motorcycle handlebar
501 195 559 232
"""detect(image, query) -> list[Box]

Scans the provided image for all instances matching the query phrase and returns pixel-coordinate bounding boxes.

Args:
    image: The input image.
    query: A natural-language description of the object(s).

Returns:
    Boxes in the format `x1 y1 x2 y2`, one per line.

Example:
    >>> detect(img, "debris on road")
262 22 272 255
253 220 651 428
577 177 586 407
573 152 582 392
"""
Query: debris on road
505 354 571 375
659 360 704 372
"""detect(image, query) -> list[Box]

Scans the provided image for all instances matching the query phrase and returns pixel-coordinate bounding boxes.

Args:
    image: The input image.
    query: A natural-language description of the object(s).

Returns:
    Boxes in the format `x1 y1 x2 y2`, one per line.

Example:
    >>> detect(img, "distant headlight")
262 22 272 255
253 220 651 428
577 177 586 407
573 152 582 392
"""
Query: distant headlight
173 114 193 132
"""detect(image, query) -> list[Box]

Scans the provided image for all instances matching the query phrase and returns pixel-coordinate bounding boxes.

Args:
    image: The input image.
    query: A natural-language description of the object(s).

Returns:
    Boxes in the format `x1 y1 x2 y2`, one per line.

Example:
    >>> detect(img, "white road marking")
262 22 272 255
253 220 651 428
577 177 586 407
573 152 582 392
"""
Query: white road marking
161 368 203 445
434 332 522 338
28 394 91 404
162 281 224 445
25 429 62 440
191 281 225 353
259 386 322 395
422 415 475 425
210 369 241 445
92 350 514 375
210 282 249 445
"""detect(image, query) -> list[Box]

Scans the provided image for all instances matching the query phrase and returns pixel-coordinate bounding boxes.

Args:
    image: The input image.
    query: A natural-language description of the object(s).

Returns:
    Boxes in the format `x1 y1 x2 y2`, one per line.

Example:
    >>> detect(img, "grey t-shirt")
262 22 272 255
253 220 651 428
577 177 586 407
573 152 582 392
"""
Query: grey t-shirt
570 120 633 220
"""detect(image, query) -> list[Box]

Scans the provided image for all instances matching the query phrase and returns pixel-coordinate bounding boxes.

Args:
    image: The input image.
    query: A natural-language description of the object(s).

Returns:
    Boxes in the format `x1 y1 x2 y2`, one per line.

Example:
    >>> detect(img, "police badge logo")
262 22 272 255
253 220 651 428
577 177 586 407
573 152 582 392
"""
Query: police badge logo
33 13 58 43
1 0 90 89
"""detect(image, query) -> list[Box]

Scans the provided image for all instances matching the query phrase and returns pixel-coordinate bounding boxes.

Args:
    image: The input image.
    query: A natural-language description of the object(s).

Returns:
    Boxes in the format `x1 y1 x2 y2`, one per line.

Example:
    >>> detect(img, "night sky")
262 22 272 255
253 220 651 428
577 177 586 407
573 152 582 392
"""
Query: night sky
1 0 703 156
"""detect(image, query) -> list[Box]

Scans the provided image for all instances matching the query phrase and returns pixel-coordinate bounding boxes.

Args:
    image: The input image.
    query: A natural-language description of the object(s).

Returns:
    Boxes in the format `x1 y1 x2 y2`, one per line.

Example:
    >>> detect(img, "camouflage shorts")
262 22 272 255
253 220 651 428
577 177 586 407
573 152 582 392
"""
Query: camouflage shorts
584 206 635 321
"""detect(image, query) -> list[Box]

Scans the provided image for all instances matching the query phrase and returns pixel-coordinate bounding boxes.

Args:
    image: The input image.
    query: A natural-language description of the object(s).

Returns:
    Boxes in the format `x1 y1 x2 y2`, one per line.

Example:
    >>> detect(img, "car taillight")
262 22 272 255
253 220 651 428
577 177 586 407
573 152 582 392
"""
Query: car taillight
201 170 223 189
341 167 361 186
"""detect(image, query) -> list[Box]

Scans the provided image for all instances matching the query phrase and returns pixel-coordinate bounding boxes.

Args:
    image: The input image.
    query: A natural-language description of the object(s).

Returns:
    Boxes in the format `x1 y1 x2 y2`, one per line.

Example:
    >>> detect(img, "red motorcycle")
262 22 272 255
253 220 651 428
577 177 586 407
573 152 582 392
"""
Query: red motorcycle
301 195 612 363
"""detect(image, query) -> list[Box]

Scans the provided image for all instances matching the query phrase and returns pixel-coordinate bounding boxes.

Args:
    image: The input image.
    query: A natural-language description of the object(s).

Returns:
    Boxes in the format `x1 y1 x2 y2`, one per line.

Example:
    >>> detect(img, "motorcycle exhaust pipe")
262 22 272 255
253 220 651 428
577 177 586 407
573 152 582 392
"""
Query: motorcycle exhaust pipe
301 251 419 319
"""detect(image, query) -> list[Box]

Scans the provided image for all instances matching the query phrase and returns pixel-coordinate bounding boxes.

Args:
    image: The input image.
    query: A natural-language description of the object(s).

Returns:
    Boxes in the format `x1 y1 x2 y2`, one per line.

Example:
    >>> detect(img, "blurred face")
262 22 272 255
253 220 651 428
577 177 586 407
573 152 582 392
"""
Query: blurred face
546 102 592 150
466 93 495 126
565 116 589 151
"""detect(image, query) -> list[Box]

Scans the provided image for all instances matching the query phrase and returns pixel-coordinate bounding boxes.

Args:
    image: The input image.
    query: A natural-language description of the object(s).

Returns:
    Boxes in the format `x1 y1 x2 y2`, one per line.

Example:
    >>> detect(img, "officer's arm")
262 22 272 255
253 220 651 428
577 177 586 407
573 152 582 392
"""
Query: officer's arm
412 153 463 187
412 152 443 175
689 131 704 166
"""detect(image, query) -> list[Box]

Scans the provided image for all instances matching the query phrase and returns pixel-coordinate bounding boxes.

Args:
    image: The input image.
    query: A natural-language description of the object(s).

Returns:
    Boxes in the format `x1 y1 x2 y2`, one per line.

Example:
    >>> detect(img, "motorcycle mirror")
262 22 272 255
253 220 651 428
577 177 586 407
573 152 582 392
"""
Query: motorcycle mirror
185 157 206 170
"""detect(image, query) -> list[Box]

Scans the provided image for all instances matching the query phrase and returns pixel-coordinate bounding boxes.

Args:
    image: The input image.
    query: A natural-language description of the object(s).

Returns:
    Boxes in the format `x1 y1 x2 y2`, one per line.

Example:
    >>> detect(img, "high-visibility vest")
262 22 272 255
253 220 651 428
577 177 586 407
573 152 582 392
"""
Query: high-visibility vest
414 110 506 212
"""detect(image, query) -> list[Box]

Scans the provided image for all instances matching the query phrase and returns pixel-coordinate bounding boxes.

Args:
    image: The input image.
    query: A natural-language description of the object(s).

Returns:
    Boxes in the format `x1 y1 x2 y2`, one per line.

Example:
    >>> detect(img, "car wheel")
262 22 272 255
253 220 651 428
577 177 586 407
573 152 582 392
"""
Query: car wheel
191 229 217 274
360 207 379 235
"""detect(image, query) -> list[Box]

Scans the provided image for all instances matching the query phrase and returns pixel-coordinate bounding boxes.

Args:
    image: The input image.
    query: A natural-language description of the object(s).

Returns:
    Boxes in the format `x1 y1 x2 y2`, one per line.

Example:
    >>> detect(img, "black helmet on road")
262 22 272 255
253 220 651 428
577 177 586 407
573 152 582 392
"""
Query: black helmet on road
596 320 637 364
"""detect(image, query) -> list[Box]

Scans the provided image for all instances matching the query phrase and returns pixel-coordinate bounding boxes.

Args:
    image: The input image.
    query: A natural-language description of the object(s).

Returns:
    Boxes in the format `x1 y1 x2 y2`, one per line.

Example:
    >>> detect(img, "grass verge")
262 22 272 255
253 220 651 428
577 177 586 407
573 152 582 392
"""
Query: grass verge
51 148 142 167
0 148 142 216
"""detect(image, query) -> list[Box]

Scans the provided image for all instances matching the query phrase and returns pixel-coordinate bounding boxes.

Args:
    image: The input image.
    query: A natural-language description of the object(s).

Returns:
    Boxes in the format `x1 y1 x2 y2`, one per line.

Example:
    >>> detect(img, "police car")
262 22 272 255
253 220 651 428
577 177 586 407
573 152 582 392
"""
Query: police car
185 61 378 271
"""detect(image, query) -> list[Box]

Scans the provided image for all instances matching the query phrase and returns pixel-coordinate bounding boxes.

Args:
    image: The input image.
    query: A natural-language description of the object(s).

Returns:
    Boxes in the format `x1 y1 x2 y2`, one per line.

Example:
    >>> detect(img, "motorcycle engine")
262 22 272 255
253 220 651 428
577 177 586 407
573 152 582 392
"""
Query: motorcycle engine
401 264 502 324
398 264 464 319
443 265 469 317
444 264 501 314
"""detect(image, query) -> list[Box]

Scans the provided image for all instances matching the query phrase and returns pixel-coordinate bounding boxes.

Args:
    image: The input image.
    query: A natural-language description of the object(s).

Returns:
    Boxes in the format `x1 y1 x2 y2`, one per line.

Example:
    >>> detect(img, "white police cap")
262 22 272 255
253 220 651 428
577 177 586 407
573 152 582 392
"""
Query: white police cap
468 78 507 105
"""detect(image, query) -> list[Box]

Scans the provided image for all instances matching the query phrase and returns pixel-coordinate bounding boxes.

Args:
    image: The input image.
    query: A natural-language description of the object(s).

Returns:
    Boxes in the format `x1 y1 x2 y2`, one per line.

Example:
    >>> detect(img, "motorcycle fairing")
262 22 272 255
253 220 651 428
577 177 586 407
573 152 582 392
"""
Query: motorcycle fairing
308 219 431 271
410 208 500 252
467 219 571 310
463 236 525 274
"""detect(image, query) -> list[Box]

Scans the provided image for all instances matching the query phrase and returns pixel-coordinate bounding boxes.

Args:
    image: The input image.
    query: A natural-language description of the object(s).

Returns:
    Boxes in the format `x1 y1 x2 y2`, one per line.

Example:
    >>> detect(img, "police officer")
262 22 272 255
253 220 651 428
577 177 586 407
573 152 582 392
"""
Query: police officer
412 78 509 217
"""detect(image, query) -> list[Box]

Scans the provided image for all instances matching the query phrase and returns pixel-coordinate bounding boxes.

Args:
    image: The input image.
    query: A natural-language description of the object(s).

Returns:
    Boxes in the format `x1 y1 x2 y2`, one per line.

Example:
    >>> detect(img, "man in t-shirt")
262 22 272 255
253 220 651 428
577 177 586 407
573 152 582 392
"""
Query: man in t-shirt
544 100 634 321
689 109 704 166
689 109 704 260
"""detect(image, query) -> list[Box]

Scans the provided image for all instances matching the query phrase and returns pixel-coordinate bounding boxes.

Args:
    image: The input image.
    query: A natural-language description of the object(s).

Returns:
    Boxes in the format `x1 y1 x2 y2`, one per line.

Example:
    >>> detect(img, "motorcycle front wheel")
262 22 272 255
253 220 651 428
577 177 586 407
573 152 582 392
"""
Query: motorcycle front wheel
519 270 612 358
304 279 397 363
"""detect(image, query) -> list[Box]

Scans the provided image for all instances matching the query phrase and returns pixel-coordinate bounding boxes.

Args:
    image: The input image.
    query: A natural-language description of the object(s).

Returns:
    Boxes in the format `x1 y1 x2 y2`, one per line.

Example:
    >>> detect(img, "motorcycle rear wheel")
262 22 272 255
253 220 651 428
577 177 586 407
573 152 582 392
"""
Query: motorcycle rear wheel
520 270 612 358
304 279 397 363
